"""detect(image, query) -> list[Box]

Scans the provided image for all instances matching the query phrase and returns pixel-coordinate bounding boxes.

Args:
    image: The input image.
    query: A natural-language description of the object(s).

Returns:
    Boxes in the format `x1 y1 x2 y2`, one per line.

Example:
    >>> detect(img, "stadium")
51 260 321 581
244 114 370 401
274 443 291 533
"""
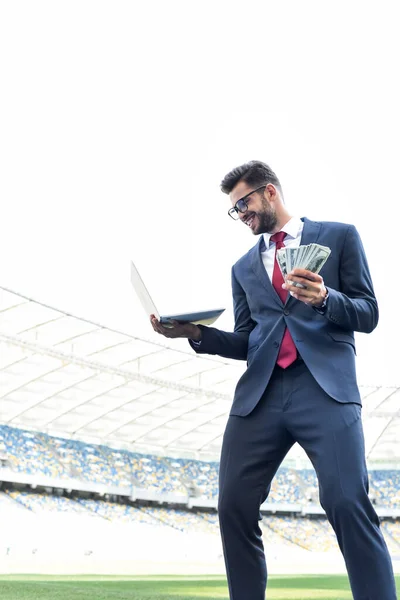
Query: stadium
2 0 400 595
1 284 400 599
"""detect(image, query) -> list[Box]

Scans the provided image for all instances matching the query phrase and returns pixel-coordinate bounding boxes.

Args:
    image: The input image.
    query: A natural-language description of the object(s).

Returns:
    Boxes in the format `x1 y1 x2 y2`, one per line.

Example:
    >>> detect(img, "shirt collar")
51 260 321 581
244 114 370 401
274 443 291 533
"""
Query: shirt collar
263 216 303 249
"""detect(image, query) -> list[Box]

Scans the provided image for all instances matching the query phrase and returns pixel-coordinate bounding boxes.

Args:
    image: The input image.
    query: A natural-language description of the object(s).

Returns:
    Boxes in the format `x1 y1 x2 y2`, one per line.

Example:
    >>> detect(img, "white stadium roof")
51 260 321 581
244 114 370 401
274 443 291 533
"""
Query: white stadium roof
1 285 400 465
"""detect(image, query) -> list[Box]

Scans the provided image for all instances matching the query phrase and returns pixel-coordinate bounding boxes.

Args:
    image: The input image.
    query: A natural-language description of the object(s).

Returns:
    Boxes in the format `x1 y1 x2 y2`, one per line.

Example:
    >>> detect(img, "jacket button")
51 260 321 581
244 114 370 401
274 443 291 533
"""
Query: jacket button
273 341 279 348
283 309 290 316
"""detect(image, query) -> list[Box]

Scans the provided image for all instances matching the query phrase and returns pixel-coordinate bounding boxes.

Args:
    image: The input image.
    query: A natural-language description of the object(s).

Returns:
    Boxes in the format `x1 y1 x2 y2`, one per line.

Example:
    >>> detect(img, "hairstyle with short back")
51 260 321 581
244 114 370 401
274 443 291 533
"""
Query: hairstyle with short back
220 160 282 195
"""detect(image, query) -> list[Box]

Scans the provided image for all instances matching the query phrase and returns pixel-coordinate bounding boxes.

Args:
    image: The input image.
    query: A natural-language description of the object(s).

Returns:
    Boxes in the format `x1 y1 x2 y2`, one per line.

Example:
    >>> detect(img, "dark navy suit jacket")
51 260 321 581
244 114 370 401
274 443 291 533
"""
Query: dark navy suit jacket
190 217 378 416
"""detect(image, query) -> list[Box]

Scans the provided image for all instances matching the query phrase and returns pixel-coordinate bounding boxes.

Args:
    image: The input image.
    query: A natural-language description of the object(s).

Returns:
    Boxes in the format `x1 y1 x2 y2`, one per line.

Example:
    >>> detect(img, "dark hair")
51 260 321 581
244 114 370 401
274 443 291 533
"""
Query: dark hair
220 160 282 195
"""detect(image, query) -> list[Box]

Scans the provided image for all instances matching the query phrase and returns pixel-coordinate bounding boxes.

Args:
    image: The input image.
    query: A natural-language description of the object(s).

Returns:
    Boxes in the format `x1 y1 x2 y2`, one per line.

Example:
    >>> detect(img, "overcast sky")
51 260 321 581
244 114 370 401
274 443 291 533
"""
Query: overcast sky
0 1 399 386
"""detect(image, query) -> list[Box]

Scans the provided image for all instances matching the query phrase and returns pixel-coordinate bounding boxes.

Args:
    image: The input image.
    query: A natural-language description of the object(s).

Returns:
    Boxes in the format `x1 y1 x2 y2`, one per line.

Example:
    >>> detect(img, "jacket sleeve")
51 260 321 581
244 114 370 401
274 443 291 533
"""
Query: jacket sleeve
324 224 378 333
188 266 255 360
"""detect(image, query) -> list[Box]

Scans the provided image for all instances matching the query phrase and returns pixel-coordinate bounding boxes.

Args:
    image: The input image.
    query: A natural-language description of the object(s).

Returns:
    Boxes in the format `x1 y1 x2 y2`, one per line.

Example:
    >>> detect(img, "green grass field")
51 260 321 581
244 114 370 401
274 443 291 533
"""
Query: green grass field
0 574 399 600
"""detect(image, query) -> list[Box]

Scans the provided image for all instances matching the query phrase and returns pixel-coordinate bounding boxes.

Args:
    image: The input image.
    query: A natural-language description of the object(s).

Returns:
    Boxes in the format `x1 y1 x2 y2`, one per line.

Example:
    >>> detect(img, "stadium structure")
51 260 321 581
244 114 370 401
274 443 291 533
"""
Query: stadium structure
1 285 400 575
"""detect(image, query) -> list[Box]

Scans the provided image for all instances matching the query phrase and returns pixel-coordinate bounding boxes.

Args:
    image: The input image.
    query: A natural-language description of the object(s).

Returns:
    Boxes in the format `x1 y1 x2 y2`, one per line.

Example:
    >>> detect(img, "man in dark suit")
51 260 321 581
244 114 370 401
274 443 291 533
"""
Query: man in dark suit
151 161 397 600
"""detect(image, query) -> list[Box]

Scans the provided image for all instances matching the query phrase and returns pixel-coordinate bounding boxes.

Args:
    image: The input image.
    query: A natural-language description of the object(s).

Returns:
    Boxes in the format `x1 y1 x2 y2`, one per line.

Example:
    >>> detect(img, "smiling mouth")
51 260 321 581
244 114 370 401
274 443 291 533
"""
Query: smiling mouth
244 214 256 228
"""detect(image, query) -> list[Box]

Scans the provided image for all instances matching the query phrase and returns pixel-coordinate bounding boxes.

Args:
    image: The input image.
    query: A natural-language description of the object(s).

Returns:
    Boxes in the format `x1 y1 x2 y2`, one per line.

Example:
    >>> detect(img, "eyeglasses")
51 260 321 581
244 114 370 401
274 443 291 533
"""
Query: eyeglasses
227 185 268 220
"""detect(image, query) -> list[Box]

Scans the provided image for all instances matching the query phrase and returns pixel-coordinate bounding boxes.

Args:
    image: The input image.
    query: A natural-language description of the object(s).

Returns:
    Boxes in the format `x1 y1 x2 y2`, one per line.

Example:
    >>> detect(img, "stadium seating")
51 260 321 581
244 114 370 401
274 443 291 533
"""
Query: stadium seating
2 424 400 516
2 489 400 555
162 457 219 498
0 425 69 479
7 490 87 513
369 470 400 508
264 515 337 552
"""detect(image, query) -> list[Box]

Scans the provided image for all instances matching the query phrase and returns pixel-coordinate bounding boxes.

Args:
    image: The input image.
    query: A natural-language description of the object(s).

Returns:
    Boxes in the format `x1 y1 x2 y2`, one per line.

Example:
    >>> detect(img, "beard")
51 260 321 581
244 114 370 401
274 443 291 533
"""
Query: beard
251 205 278 235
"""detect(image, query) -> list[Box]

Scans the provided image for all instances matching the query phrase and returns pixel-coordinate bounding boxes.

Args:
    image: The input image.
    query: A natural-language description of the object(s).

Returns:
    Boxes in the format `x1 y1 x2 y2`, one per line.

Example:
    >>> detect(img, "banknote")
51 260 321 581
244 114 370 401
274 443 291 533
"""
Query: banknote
276 243 331 286
276 249 288 277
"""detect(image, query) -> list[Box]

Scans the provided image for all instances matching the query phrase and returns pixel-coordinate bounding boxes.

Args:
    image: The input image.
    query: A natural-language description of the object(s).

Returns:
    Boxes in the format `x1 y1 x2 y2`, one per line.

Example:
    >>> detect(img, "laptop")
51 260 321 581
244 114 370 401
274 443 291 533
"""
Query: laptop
130 261 225 327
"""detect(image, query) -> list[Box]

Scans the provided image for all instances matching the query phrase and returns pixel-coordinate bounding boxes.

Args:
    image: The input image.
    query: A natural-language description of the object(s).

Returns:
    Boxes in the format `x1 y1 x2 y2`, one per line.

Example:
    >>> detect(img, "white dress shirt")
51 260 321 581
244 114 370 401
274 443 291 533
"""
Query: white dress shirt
261 216 304 281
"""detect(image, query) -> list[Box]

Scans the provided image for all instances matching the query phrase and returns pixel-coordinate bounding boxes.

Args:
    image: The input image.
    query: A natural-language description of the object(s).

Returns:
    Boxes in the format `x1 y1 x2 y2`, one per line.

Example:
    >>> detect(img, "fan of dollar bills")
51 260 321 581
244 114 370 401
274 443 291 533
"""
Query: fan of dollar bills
277 244 331 283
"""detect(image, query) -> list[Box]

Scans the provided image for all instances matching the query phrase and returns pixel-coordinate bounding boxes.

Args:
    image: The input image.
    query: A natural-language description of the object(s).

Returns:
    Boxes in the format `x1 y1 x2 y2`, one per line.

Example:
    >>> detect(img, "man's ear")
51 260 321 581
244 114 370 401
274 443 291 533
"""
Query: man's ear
265 183 278 202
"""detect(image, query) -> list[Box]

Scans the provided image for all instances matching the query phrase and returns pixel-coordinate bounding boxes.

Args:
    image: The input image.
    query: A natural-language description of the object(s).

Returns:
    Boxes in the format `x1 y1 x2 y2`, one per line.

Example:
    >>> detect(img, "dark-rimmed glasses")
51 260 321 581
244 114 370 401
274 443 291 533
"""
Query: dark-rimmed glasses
227 185 268 220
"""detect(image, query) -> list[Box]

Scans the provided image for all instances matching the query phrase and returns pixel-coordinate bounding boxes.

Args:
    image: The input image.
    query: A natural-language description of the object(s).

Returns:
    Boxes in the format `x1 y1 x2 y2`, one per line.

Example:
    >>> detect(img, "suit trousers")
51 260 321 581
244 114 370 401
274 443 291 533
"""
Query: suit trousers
218 360 397 600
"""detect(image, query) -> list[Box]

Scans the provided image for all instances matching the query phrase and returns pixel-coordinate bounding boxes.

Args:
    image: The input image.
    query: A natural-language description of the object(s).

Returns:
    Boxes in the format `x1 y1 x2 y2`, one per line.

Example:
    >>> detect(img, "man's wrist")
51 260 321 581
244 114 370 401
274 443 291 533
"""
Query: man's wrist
189 325 202 342
314 288 329 312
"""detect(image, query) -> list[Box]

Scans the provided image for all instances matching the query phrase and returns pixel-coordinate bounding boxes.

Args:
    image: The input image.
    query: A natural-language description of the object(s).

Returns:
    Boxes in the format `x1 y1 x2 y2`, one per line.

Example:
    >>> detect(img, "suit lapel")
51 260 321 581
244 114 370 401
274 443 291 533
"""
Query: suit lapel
251 236 284 308
298 217 322 247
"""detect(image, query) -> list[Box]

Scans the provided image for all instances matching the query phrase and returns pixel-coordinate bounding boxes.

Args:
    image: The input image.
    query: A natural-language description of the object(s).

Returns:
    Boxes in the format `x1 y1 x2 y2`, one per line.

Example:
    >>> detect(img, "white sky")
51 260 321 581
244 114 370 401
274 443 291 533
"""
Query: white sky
0 1 399 386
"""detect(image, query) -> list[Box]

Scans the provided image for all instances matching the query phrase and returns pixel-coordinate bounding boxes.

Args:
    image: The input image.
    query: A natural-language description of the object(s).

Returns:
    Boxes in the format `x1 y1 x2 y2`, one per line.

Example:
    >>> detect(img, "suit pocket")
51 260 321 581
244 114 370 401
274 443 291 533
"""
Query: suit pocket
328 332 355 350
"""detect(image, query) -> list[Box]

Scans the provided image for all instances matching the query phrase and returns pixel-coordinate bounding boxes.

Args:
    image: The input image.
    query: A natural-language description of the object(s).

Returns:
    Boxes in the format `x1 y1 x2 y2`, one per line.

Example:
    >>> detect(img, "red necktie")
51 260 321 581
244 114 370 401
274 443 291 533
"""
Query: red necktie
270 232 297 368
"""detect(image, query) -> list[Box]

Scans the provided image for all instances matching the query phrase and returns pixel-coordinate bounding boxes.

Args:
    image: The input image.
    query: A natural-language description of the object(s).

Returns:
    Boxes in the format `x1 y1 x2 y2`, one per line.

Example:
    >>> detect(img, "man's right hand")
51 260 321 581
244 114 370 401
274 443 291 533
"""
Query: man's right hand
150 314 202 341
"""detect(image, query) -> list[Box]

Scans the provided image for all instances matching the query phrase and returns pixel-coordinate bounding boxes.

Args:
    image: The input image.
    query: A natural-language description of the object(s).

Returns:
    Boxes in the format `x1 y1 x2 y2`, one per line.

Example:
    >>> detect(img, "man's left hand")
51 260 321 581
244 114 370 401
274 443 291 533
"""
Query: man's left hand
283 268 327 307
